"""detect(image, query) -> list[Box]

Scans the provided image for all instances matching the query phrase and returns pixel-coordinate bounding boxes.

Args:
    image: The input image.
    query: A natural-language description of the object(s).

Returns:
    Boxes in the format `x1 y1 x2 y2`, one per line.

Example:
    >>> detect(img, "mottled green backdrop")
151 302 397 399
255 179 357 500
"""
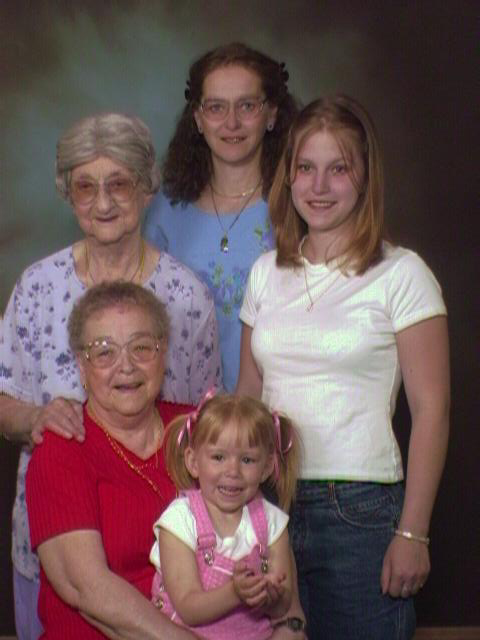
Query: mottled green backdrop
1 0 478 633
1 0 453 309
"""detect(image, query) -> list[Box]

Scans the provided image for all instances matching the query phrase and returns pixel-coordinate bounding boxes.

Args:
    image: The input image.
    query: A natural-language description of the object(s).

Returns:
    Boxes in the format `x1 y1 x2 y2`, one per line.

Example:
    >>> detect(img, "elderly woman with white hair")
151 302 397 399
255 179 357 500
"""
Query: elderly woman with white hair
0 112 221 639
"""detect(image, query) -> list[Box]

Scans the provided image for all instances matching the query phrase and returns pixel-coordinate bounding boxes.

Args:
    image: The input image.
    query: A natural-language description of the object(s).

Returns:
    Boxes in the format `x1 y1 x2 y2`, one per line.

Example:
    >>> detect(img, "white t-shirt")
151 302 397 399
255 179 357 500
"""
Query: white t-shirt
239 243 447 482
150 496 288 570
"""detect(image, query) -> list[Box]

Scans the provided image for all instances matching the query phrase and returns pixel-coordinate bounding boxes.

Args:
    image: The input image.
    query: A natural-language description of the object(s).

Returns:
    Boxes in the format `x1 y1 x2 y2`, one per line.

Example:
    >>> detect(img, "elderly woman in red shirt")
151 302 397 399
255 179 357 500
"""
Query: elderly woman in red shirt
27 282 197 639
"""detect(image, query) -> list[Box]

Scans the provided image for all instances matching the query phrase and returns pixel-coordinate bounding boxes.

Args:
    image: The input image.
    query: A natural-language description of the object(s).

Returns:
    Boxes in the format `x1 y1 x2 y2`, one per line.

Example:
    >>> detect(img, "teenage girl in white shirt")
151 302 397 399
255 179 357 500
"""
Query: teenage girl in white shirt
237 95 450 639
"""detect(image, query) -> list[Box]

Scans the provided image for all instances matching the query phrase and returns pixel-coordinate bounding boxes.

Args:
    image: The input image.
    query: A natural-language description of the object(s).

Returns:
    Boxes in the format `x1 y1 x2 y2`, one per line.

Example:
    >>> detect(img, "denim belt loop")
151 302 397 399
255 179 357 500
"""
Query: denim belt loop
327 481 336 503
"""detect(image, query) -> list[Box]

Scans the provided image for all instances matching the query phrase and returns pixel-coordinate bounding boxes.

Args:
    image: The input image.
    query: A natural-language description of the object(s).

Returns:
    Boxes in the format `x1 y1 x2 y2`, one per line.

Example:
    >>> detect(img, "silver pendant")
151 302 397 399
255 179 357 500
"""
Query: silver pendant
220 235 229 253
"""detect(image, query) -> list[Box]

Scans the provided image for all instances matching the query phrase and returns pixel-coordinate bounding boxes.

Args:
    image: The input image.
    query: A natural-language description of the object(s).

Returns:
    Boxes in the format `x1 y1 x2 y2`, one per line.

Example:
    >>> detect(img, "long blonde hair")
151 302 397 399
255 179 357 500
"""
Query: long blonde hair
270 95 385 275
163 393 301 511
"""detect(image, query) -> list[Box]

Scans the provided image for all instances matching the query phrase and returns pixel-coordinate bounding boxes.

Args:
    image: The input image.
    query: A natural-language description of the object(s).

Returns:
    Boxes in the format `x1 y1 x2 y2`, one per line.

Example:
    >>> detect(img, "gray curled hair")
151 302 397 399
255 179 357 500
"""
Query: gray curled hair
56 112 161 199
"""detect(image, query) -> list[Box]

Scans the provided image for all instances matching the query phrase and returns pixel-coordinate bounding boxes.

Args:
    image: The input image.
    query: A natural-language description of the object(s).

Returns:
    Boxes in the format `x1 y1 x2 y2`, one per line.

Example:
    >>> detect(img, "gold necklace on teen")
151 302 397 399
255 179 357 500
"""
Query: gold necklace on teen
84 240 145 285
300 237 341 312
210 180 262 253
87 403 164 497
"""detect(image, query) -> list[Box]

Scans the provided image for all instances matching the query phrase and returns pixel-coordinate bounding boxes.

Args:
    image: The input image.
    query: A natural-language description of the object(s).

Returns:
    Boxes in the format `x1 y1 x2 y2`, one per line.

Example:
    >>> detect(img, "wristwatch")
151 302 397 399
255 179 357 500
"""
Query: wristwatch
272 616 307 632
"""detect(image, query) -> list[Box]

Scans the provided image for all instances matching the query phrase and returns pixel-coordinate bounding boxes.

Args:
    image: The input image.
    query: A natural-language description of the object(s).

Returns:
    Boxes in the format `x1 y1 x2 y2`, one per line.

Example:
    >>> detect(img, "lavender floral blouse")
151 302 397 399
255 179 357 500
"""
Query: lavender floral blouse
0 245 222 580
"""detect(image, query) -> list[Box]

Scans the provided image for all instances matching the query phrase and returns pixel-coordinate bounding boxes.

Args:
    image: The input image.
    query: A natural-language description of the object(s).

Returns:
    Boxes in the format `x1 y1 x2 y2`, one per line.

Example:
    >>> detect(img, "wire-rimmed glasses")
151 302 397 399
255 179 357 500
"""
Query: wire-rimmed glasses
83 334 161 369
199 97 267 122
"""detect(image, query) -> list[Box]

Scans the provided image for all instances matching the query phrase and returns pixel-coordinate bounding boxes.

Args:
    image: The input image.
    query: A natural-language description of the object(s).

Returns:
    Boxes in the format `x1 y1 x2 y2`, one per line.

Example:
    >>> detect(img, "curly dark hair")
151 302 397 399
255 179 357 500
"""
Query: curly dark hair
162 42 298 204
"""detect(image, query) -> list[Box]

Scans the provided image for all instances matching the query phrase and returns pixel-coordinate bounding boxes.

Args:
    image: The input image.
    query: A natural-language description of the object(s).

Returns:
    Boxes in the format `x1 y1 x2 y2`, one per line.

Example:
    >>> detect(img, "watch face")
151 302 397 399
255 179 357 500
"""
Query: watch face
288 617 306 631
273 617 306 632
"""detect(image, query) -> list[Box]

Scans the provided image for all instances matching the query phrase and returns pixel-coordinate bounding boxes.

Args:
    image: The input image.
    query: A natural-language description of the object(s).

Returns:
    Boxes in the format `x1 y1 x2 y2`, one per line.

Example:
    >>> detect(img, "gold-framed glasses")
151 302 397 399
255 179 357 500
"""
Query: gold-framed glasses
83 335 161 368
199 97 267 122
70 175 140 207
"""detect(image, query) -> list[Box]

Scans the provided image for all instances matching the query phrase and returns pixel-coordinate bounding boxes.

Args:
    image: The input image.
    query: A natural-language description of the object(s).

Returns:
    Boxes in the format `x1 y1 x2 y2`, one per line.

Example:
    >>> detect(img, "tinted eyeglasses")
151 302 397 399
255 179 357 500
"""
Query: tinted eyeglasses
70 175 140 206
83 335 161 369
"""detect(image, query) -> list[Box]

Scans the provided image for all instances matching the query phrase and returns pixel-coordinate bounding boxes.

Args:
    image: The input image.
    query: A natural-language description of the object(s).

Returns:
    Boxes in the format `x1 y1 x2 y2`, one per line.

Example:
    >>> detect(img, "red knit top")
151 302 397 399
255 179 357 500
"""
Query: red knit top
27 401 192 639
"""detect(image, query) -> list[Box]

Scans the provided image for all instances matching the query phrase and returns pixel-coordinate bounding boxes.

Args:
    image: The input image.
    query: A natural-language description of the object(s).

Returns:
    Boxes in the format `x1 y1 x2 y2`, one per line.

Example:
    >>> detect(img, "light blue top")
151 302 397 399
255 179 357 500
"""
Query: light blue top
144 193 274 391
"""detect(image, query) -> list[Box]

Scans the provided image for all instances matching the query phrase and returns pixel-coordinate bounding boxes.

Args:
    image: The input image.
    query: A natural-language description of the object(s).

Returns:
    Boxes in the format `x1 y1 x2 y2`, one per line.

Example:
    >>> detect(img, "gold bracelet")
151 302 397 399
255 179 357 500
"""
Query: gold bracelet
394 529 430 546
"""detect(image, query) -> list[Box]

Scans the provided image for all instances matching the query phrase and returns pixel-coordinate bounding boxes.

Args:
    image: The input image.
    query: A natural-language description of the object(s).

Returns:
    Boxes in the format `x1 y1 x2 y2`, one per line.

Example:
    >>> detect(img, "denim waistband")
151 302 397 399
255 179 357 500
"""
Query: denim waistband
295 479 403 501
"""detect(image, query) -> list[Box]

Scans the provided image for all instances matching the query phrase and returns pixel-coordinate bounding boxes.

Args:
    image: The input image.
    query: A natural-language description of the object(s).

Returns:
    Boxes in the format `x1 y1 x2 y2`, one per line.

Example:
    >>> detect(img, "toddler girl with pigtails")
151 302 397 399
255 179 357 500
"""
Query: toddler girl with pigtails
149 392 301 639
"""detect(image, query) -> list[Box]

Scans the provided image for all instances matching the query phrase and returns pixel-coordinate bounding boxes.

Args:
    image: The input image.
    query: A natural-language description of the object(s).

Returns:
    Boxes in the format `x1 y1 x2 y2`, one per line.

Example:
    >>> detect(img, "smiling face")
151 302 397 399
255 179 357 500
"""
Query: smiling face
77 303 166 425
291 129 366 246
70 156 152 246
193 64 277 170
185 419 273 524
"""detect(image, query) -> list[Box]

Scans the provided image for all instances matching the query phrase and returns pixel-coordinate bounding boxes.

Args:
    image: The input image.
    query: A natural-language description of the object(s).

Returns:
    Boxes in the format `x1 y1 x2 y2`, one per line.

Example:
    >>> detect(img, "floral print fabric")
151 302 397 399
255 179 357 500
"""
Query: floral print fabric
0 245 222 579
144 194 274 391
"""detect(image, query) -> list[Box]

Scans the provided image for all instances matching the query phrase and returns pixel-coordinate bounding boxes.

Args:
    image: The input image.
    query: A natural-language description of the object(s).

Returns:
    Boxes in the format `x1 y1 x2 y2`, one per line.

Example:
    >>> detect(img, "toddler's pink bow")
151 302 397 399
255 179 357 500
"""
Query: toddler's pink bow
177 388 216 446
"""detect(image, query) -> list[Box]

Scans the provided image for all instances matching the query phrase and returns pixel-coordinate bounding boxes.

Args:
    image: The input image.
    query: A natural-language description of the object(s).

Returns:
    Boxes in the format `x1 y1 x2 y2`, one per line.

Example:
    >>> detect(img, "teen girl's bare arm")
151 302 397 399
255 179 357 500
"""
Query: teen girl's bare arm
381 316 450 597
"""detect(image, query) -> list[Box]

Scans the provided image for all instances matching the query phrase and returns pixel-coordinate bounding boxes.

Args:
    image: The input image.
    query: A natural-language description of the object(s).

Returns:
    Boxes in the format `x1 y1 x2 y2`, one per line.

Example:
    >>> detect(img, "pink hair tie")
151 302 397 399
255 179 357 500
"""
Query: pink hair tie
177 388 216 446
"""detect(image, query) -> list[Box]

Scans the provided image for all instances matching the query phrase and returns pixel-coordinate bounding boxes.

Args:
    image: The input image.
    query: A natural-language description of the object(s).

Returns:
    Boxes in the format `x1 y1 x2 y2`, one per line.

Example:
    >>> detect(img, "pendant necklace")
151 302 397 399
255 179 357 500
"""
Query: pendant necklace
84 240 145 285
300 236 341 312
210 180 262 253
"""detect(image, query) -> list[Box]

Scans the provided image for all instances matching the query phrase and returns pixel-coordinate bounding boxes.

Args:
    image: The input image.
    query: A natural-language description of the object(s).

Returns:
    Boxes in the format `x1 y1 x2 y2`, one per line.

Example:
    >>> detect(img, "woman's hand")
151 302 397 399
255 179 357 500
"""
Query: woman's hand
381 535 430 598
30 397 84 444
385 316 449 600
0 394 84 444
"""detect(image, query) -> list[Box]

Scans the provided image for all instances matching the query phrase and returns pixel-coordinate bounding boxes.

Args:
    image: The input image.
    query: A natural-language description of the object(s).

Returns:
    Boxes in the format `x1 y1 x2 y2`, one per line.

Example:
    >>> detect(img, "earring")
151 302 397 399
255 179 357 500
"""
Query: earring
197 125 203 134
82 382 87 391
267 122 274 132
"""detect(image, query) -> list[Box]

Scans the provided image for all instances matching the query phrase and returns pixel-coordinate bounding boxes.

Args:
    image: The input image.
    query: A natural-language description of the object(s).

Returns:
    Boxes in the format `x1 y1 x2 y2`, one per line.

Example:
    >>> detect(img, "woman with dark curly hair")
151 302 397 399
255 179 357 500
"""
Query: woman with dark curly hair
144 43 298 391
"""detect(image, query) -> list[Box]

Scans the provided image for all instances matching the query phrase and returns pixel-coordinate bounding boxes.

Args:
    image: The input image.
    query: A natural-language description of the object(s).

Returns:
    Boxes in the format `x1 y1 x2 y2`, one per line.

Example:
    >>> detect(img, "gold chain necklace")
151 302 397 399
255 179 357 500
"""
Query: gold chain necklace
210 180 262 253
210 182 260 198
84 240 145 285
300 237 341 312
87 403 164 497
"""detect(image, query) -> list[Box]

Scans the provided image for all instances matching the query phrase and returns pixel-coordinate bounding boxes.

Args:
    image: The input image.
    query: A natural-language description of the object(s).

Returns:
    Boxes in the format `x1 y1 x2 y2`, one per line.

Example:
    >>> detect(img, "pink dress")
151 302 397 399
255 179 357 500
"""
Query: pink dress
152 489 272 639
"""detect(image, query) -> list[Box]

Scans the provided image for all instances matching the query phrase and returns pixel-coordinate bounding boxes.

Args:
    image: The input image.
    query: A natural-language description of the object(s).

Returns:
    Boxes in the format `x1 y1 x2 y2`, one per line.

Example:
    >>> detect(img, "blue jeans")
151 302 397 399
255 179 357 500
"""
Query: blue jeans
290 481 416 640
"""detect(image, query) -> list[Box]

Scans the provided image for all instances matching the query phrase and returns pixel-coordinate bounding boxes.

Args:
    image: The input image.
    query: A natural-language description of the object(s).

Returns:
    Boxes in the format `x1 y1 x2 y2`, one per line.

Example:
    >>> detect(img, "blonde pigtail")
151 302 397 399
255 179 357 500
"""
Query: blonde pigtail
162 415 197 491
267 414 302 512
